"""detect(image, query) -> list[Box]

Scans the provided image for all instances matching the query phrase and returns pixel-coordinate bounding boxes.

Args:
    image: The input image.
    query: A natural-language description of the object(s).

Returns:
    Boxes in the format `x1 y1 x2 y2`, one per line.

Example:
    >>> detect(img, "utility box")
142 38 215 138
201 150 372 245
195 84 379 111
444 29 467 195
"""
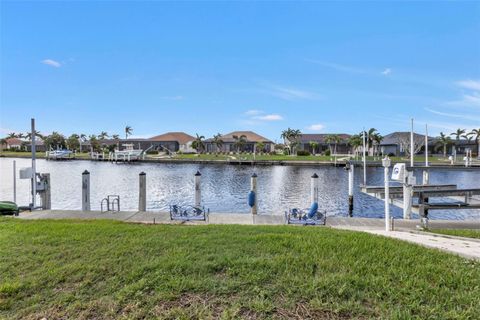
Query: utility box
391 163 405 181
19 167 32 179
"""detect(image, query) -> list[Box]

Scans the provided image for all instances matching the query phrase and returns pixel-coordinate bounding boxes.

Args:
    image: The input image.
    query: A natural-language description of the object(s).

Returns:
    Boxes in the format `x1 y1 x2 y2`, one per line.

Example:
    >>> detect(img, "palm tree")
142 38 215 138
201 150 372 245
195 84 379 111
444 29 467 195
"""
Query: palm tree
281 128 302 155
232 134 247 153
212 133 224 154
125 126 133 140
112 134 120 140
348 134 363 159
436 132 452 158
309 141 319 155
191 133 205 154
0 138 7 152
325 134 342 156
469 128 480 158
451 128 466 141
372 133 383 157
98 131 109 140
79 134 87 153
7 132 17 139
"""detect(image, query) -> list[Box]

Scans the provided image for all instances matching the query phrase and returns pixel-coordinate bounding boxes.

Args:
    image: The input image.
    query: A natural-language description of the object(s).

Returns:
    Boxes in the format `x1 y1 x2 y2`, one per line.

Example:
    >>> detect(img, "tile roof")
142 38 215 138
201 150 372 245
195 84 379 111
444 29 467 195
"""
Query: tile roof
206 131 273 143
149 132 195 144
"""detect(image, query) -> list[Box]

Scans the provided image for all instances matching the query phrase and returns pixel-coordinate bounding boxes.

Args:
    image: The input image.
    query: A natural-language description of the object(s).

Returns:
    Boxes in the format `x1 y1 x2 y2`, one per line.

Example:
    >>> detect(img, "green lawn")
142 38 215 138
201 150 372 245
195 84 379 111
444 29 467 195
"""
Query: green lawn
1 219 479 319
429 229 480 239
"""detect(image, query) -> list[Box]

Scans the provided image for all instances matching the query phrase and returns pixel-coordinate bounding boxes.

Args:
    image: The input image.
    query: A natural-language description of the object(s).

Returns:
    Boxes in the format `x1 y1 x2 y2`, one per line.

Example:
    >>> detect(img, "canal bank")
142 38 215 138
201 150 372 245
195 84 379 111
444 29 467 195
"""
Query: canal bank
14 210 480 260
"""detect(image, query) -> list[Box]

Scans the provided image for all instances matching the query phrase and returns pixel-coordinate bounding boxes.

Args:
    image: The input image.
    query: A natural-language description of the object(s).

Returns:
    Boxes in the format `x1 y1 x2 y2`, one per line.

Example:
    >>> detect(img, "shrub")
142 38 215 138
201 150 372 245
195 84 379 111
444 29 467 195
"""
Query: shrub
325 149 331 156
297 150 311 156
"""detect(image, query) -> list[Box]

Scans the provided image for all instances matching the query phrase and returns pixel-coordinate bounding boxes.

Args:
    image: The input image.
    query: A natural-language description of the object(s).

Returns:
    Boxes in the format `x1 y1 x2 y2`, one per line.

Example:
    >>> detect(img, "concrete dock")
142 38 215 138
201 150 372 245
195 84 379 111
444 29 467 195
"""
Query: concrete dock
15 210 480 260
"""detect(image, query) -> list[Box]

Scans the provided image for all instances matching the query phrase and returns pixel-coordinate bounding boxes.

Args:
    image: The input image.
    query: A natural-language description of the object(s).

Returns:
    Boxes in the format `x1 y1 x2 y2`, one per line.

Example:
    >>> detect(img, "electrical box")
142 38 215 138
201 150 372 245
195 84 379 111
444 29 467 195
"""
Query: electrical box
19 167 32 179
391 163 405 181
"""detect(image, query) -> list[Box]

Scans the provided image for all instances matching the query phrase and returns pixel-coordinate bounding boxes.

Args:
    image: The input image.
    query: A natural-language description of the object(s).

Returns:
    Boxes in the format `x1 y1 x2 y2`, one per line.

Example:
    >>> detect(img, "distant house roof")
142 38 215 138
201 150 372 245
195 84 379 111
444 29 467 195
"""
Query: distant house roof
5 138 24 146
380 132 434 145
298 134 351 144
149 132 195 145
206 131 273 143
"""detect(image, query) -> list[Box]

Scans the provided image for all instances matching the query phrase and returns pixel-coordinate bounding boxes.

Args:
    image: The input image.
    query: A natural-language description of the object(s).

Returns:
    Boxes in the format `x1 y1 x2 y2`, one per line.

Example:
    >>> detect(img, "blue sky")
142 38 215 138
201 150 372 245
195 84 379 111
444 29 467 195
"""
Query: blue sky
1 1 479 141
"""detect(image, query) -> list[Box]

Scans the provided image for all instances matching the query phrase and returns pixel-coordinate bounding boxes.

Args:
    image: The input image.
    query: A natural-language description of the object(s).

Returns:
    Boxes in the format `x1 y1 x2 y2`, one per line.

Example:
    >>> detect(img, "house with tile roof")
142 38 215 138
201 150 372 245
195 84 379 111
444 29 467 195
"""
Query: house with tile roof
204 131 273 153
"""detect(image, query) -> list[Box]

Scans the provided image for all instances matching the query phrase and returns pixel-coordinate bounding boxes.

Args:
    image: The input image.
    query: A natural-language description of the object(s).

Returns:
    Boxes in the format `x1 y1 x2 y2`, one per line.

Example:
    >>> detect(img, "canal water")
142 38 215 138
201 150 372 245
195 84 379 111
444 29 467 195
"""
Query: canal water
1 158 479 220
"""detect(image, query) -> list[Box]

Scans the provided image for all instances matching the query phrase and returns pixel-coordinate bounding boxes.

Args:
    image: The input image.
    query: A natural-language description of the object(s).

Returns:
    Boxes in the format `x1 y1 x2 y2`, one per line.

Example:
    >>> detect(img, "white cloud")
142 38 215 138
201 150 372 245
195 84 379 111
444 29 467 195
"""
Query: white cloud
306 59 365 74
41 59 62 68
456 79 480 91
306 123 325 132
381 68 392 75
245 109 262 116
253 114 283 121
424 107 480 122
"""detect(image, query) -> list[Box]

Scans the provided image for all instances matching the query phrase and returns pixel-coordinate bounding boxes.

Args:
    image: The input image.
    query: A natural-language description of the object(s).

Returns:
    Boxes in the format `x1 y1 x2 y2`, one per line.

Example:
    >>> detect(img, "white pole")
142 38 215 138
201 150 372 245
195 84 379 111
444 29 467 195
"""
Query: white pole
348 164 354 216
403 171 412 219
425 124 429 167
139 172 146 211
311 173 319 204
82 170 91 211
410 118 414 168
251 173 257 215
31 118 36 208
194 171 201 207
362 129 366 186
382 157 391 231
13 160 16 203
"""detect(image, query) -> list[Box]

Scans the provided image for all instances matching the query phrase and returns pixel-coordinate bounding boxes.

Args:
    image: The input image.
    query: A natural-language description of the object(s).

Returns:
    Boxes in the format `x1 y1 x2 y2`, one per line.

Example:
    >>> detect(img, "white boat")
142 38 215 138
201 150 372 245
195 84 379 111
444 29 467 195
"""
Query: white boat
111 144 144 162
46 149 73 160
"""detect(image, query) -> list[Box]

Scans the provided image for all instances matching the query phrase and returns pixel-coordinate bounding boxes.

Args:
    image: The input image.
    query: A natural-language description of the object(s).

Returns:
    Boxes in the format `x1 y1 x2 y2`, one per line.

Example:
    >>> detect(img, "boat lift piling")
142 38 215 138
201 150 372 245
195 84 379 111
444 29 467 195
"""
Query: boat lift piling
194 171 201 208
311 173 319 205
139 172 147 212
82 170 91 211
249 173 258 215
13 160 16 203
346 163 354 216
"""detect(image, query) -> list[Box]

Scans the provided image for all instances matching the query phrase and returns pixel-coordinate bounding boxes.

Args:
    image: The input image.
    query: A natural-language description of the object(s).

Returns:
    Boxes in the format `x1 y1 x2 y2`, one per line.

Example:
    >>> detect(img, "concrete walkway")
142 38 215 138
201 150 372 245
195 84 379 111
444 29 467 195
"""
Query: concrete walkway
16 210 480 260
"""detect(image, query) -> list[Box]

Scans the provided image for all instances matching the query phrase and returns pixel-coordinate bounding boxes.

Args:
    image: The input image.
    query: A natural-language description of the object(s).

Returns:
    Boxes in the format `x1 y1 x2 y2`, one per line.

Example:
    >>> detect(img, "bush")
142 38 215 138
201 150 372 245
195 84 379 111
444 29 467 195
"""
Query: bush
297 150 311 156
146 150 158 155
325 149 331 156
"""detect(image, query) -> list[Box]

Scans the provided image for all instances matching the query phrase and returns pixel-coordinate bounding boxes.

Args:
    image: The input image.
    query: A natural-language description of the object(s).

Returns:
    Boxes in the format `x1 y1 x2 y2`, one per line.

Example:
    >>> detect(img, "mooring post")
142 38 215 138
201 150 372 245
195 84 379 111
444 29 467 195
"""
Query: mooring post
194 171 201 207
139 172 146 211
311 173 319 204
40 173 51 210
347 164 354 216
422 170 429 185
249 173 258 215
82 170 91 211
13 160 16 203
382 157 391 231
403 171 413 220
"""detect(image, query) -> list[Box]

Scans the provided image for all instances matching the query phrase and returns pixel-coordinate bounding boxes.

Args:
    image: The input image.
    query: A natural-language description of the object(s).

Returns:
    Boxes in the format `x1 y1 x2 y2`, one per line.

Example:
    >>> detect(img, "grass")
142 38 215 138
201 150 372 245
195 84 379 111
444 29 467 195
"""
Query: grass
1 218 479 319
428 229 480 239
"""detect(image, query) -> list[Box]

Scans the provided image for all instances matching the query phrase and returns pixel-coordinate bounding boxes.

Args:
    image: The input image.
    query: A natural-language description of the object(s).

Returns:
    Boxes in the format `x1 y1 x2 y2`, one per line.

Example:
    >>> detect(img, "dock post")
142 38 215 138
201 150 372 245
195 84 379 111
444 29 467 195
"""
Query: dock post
250 173 258 215
347 164 354 216
382 157 391 231
13 160 16 203
403 171 413 219
422 170 429 185
40 173 51 210
82 170 91 211
194 171 201 207
139 172 146 211
311 173 319 204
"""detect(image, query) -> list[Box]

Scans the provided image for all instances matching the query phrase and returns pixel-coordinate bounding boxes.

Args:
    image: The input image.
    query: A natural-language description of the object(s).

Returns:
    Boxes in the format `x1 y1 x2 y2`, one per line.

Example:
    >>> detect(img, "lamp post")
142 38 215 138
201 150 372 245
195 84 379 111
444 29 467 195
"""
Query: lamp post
382 156 391 232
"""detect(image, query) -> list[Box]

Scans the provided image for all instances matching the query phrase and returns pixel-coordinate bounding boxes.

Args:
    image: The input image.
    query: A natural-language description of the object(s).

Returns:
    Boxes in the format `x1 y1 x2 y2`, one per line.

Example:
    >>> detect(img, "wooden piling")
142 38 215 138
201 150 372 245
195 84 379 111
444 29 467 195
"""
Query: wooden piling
40 173 51 210
82 170 91 211
139 172 146 211
194 171 201 207
250 173 258 215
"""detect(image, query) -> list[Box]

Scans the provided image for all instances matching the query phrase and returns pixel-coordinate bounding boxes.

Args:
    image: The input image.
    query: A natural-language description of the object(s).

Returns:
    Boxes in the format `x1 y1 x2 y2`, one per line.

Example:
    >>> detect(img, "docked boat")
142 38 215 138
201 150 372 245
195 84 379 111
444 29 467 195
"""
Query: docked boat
46 149 73 160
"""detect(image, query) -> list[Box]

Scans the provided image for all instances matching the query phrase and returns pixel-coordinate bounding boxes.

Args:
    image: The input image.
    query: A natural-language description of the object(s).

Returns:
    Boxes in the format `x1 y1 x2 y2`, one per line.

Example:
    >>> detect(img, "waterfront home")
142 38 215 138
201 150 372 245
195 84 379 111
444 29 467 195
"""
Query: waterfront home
380 132 435 157
297 134 351 154
149 132 195 153
204 131 273 153
2 138 24 150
